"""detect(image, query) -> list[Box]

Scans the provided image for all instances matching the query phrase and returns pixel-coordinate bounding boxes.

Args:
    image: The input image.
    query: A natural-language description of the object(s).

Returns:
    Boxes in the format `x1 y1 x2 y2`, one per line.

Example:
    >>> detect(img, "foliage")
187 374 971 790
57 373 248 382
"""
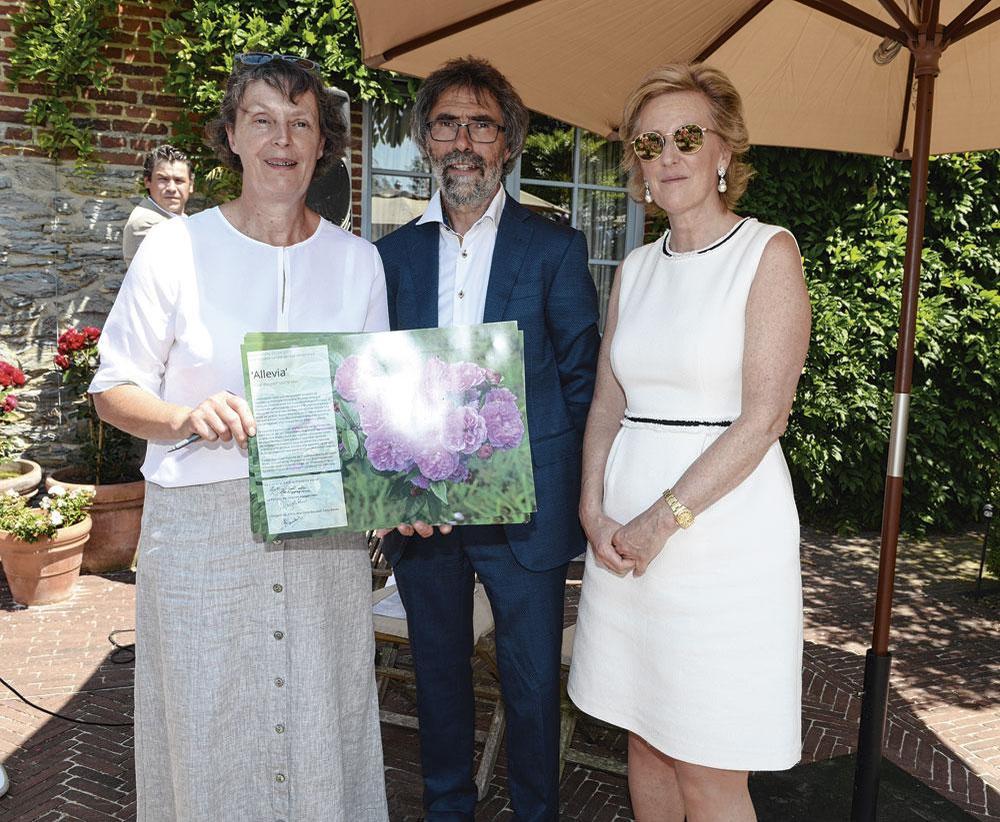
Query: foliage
8 0 118 169
522 116 574 181
55 327 143 485
715 148 998 536
0 360 27 463
151 0 409 198
0 486 93 543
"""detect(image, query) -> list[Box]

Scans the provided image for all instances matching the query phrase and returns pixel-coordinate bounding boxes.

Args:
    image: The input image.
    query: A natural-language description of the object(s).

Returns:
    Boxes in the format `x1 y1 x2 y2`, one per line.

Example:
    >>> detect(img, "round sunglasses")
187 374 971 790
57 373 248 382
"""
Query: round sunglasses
632 124 717 160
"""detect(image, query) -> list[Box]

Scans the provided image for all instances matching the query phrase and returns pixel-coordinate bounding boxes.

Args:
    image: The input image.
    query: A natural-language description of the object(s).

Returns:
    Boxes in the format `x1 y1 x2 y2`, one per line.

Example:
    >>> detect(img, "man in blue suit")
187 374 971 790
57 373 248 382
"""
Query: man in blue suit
376 57 599 821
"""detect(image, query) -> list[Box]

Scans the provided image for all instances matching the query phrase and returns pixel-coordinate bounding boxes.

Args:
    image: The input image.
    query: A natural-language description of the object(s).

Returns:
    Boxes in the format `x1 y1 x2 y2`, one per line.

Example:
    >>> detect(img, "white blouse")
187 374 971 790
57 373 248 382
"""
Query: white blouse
90 206 390 487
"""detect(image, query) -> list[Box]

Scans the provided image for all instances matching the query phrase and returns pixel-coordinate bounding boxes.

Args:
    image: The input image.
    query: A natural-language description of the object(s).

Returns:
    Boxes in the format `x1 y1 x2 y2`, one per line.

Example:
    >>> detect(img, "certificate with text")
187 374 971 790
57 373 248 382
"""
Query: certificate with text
242 323 536 541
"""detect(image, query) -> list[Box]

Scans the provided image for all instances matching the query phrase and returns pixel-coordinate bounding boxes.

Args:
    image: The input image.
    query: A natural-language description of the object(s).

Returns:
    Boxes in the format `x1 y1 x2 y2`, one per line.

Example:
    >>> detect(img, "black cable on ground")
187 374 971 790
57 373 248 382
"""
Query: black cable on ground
108 628 135 665
0 628 136 727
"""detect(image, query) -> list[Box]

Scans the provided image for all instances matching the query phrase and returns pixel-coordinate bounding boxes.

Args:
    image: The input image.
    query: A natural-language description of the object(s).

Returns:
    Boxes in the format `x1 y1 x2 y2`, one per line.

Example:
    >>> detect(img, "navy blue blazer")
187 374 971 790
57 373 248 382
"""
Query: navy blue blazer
375 196 600 571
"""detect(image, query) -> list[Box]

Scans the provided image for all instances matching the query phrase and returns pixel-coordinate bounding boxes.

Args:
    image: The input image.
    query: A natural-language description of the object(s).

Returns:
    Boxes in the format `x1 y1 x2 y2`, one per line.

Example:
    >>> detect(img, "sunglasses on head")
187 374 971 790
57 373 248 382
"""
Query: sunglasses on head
632 124 716 160
234 52 320 73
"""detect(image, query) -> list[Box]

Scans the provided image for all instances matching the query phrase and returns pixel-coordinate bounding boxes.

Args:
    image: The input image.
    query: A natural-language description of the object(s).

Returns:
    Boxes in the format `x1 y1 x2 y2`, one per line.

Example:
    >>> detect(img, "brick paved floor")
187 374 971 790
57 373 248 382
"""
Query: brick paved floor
1 527 997 821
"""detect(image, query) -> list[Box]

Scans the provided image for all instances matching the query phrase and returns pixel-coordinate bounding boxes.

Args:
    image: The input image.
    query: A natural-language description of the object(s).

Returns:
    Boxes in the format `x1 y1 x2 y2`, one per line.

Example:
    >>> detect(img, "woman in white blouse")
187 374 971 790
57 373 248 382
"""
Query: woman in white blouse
91 55 390 821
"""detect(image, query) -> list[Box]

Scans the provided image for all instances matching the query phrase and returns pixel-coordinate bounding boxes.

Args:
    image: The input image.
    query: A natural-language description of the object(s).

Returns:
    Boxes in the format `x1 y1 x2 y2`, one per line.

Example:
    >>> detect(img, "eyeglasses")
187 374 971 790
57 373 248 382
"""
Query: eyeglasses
426 119 506 144
632 124 716 160
234 52 320 73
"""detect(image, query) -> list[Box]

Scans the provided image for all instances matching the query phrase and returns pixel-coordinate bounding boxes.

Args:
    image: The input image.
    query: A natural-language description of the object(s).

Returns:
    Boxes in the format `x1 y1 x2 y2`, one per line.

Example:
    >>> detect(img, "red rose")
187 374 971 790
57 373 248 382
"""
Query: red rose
57 328 91 353
3 394 17 411
0 361 25 388
55 354 71 370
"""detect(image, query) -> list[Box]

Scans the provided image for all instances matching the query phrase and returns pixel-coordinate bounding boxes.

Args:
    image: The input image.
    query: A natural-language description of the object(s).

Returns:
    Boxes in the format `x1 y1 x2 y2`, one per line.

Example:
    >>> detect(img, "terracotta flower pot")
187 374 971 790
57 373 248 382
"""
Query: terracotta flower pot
0 459 42 500
46 469 145 574
0 515 91 605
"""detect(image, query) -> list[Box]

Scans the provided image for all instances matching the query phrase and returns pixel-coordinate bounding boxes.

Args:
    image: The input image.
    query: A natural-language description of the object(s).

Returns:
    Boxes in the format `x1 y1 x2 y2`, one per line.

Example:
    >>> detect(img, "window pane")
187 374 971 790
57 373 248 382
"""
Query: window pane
579 131 624 187
577 189 627 261
519 183 571 226
370 175 430 241
521 114 574 182
591 264 616 333
370 99 429 174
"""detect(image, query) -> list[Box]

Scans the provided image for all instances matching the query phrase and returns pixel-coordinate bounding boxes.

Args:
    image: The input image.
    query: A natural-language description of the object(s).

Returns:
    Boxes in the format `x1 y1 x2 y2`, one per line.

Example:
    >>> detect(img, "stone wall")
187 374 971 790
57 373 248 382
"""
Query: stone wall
0 1 368 469
0 157 143 465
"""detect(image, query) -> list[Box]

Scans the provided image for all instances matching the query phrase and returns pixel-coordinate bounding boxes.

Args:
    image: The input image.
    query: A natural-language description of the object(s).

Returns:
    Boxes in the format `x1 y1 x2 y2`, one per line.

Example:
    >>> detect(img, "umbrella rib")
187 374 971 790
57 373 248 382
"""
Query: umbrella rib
944 4 1000 44
792 0 908 41
878 0 917 36
378 0 549 63
942 0 992 40
893 51 915 159
696 0 776 62
921 0 943 29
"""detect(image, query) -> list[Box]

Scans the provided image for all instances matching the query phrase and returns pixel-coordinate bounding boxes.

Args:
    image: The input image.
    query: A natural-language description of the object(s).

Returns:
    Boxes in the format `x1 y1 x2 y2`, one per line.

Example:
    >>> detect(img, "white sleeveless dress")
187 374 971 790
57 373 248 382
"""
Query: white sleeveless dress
568 217 803 771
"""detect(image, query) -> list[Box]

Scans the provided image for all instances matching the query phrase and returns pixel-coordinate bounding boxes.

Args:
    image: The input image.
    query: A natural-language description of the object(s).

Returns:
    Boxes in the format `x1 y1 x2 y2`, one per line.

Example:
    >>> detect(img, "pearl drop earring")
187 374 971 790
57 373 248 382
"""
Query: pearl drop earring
717 167 728 194
643 180 653 204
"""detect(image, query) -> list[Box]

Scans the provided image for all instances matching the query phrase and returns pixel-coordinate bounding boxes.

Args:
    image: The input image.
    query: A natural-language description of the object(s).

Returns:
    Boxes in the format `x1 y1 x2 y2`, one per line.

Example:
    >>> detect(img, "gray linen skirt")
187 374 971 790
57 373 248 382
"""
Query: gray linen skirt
135 479 387 821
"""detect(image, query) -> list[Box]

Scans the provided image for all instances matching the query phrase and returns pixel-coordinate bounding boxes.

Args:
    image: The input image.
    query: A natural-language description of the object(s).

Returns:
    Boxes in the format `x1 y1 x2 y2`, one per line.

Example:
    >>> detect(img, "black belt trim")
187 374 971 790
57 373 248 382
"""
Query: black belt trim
623 414 733 427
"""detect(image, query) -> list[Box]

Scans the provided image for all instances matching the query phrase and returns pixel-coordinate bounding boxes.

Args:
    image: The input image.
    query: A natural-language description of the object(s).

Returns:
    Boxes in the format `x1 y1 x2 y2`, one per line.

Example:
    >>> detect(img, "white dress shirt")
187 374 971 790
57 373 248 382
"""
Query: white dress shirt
90 206 390 487
417 187 505 327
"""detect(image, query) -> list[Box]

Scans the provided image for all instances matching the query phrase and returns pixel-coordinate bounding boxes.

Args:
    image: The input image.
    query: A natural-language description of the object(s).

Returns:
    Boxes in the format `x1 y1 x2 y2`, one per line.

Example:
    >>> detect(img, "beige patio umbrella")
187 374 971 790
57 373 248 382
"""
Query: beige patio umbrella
354 0 999 155
351 2 1000 818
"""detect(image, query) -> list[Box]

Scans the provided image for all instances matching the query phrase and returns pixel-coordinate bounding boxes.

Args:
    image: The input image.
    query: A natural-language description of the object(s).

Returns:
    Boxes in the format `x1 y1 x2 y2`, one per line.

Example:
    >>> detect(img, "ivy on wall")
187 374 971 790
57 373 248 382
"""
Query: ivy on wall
8 0 118 168
151 0 410 196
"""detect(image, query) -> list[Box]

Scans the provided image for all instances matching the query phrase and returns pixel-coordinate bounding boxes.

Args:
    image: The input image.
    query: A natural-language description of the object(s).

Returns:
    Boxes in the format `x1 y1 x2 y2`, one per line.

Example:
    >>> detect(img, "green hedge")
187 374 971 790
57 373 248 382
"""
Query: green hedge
736 148 1000 537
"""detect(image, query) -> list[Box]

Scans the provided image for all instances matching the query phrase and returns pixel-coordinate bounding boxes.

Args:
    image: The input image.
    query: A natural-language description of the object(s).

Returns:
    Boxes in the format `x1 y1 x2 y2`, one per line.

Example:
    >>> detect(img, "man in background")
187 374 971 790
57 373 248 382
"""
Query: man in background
122 144 194 266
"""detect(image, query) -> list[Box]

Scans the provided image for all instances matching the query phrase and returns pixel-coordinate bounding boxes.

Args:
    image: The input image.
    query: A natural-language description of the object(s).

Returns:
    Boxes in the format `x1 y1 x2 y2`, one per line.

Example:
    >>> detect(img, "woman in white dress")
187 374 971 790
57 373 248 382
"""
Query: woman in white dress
568 64 811 821
90 55 389 821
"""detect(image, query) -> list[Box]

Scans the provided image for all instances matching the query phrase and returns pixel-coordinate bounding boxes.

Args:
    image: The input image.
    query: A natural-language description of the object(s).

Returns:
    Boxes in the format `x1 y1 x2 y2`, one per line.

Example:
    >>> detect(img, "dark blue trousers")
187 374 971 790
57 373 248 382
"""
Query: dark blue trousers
391 525 567 821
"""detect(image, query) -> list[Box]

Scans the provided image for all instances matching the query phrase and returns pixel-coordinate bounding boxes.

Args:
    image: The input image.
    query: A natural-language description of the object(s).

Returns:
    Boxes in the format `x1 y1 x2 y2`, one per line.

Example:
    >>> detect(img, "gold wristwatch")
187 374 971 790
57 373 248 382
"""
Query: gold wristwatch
662 488 695 529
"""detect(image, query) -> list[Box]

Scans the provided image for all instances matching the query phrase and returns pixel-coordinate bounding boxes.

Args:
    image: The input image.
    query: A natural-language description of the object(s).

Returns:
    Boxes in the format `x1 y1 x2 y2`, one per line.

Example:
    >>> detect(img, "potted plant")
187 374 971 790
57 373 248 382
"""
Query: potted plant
0 358 41 499
0 485 94 605
47 326 145 573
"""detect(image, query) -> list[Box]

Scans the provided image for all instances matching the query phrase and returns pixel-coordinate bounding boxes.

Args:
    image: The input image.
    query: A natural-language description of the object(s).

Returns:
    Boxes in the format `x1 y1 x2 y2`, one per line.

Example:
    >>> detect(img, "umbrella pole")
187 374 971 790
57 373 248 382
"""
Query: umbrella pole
850 28 941 822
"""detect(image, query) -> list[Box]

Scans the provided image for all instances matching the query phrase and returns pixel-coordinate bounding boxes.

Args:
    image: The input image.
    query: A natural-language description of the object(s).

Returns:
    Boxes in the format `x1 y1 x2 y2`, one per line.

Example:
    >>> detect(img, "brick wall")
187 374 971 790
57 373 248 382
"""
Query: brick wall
0 1 368 467
0 1 187 166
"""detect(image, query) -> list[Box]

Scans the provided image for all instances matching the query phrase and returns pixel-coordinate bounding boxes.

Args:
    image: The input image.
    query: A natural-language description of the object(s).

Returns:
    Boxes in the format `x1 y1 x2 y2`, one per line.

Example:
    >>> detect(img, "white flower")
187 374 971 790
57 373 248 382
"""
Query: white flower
50 510 64 527
452 512 465 521
48 485 66 497
4 489 19 499
39 497 51 509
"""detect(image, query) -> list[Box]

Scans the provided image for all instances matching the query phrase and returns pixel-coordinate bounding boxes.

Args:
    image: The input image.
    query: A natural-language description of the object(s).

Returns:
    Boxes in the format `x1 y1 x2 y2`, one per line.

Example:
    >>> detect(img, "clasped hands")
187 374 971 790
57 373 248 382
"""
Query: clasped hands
584 500 676 578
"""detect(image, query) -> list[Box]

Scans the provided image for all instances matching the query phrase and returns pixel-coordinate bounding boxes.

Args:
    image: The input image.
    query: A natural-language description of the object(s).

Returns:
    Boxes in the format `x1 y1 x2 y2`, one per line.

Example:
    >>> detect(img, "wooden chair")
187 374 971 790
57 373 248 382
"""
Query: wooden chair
369 532 392 590
558 623 628 778
372 582 506 800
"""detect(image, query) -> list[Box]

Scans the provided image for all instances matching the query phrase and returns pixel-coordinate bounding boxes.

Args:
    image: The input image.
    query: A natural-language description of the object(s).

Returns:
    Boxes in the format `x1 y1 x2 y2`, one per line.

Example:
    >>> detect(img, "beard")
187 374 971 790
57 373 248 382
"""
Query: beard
430 149 505 208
